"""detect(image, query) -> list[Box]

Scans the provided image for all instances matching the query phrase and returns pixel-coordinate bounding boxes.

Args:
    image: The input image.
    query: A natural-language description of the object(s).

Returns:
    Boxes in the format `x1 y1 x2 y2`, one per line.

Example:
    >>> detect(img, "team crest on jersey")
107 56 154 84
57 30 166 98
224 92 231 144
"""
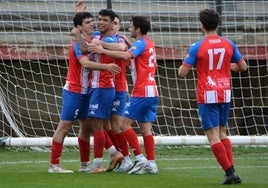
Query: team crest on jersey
206 76 216 87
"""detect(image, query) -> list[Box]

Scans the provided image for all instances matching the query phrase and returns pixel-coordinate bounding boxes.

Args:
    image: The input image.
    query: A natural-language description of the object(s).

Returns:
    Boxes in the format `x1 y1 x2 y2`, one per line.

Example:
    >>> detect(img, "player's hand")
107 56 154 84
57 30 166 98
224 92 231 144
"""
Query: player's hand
70 27 80 40
117 34 132 48
88 43 103 54
105 63 121 75
91 39 101 45
69 27 80 37
75 0 87 12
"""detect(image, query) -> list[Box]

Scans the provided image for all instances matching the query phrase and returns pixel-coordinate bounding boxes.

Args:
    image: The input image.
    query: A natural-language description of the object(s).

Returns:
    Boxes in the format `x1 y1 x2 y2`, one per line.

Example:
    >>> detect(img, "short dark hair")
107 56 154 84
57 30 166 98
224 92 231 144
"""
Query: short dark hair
199 9 219 31
114 13 121 23
73 12 93 27
98 9 116 21
130 16 151 35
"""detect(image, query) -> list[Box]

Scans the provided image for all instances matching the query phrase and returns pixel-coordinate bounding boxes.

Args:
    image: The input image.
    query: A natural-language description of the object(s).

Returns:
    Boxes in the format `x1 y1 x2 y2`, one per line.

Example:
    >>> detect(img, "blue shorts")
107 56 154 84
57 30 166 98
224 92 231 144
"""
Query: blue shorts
87 88 115 120
198 103 231 131
111 91 128 116
123 97 158 123
60 89 89 121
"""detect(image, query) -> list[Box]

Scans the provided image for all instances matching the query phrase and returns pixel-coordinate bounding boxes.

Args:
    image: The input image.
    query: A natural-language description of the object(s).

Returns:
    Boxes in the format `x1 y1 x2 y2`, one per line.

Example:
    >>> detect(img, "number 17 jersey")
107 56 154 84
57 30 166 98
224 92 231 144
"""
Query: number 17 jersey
183 35 244 104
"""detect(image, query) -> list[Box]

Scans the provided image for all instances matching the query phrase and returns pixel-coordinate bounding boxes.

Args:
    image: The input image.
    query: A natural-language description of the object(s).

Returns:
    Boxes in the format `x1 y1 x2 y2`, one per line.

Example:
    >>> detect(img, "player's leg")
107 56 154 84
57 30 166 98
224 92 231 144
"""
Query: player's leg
135 122 158 175
112 115 133 172
110 92 132 172
49 120 74 173
219 103 241 184
199 103 240 184
103 128 123 172
104 120 120 150
78 118 92 172
49 90 86 173
121 97 150 174
131 97 159 174
87 88 115 173
219 103 234 166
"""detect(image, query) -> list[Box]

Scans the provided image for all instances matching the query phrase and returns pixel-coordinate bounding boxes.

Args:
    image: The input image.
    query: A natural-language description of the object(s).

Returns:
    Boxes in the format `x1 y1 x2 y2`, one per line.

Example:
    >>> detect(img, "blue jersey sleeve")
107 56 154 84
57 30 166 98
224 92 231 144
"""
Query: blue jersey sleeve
102 35 118 43
128 38 146 58
183 39 203 67
73 42 83 59
229 40 243 63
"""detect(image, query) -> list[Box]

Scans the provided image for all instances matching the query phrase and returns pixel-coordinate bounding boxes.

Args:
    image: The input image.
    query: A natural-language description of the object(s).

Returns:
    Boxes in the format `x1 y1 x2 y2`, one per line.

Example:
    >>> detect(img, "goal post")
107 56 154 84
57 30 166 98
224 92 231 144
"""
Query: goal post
2 136 268 147
0 0 267 147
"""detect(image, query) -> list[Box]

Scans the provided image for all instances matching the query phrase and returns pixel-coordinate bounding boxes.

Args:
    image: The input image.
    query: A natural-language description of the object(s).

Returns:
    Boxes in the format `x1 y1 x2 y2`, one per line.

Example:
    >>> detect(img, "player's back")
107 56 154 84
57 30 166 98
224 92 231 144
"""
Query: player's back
130 36 158 97
195 36 234 103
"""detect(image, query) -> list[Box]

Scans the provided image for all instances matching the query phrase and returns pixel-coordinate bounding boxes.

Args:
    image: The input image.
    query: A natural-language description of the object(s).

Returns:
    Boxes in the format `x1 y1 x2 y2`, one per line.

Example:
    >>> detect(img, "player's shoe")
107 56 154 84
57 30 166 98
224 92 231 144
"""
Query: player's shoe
79 164 106 173
115 160 133 172
128 159 147 175
78 163 92 173
106 151 124 172
130 162 158 175
48 164 74 173
222 172 242 184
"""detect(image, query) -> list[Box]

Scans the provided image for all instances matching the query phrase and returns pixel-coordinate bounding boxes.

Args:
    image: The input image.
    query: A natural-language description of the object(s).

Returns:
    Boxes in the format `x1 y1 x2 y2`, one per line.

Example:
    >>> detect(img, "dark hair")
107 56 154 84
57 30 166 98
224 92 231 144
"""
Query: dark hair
130 16 151 35
114 13 121 23
98 9 116 21
199 9 219 31
73 12 93 27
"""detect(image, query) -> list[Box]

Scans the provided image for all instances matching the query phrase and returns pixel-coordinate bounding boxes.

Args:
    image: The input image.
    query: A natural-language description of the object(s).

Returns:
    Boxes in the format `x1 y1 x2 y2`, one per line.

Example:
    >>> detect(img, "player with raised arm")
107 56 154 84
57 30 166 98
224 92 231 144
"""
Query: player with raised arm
48 11 120 173
178 9 247 184
89 16 159 175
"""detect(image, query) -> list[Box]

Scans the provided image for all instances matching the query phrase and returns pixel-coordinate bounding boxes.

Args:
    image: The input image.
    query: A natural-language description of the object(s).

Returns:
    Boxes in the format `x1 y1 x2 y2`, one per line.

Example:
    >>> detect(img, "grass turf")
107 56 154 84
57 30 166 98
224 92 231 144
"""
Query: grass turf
0 146 267 188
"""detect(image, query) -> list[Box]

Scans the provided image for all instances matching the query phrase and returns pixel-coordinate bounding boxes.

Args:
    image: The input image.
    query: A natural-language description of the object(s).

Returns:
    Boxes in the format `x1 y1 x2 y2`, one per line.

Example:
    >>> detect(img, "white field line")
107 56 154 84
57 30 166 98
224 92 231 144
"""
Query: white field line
0 157 268 173
0 156 268 165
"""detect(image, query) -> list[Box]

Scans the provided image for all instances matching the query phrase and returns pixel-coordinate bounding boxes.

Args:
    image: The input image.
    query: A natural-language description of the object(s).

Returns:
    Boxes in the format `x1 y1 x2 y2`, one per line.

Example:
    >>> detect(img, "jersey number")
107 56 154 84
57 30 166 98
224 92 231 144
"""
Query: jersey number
148 48 156 67
208 48 225 70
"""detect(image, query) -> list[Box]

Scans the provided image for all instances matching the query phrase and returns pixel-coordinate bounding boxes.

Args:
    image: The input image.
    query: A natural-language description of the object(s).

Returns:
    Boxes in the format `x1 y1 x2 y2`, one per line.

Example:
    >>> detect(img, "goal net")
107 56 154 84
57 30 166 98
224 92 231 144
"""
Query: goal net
0 0 267 146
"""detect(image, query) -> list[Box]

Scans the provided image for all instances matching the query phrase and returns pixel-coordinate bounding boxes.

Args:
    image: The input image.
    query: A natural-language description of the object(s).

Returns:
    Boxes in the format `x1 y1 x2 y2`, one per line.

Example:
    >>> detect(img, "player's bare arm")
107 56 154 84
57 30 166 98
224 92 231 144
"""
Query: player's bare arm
88 43 131 60
117 33 133 48
74 32 89 53
79 56 121 74
90 38 127 51
100 41 128 51
178 64 191 77
230 60 248 72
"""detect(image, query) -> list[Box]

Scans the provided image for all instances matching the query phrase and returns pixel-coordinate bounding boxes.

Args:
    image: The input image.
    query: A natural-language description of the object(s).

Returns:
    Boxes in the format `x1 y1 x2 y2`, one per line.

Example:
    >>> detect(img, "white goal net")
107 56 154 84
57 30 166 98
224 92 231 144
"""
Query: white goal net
0 0 267 146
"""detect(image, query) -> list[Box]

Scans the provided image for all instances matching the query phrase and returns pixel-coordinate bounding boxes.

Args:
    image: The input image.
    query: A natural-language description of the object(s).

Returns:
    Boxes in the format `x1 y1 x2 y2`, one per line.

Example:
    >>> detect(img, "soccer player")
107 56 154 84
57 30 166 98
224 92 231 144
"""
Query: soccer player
71 2 127 173
88 16 159 175
48 11 120 173
81 9 125 173
74 11 133 172
178 9 247 184
103 14 134 172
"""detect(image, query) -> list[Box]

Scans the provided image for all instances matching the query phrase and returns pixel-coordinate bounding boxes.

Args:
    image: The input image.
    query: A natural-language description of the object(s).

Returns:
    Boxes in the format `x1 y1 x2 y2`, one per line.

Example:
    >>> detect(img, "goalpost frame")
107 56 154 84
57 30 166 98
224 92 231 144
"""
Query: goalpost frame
1 136 268 147
0 1 267 148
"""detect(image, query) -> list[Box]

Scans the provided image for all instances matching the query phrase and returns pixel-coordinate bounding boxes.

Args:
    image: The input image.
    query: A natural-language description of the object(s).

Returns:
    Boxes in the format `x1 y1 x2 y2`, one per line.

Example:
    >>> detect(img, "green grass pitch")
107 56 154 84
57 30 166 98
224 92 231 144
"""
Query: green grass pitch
0 146 267 188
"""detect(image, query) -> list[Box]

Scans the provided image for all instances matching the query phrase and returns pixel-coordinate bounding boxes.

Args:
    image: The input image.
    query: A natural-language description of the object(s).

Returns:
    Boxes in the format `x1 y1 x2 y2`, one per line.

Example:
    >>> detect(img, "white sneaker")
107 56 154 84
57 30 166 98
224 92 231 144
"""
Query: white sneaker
79 163 105 173
48 165 74 173
128 159 147 174
134 163 158 175
78 163 92 173
115 160 133 172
